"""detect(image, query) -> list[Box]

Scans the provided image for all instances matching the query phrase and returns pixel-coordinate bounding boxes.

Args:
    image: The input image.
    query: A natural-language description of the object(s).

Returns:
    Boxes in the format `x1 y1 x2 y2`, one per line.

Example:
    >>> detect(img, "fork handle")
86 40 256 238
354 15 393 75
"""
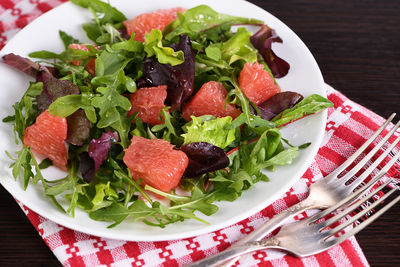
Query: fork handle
188 238 281 267
217 197 317 267
234 197 317 245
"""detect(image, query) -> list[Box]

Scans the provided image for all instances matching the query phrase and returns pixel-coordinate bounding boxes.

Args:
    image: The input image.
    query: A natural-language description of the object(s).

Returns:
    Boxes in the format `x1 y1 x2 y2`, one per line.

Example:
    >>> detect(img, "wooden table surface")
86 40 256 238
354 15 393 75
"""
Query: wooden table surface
1 0 399 266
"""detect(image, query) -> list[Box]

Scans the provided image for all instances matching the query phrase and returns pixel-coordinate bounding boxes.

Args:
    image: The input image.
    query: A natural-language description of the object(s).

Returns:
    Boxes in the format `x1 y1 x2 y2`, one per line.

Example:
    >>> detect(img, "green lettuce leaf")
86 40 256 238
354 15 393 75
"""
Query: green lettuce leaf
221 27 258 65
182 115 236 149
144 29 184 66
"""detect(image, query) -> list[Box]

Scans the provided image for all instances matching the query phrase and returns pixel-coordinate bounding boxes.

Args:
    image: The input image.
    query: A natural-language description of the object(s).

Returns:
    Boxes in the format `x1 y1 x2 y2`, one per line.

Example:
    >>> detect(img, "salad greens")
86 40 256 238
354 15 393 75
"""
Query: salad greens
182 116 236 149
2 0 333 228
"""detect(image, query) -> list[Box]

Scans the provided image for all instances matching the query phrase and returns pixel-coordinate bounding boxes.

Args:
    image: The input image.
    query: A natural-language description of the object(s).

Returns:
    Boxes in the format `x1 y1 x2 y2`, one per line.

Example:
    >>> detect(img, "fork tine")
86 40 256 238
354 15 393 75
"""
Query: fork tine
321 185 397 239
334 119 400 187
314 178 393 231
324 191 400 247
328 113 396 177
305 175 390 225
306 149 400 224
345 132 400 192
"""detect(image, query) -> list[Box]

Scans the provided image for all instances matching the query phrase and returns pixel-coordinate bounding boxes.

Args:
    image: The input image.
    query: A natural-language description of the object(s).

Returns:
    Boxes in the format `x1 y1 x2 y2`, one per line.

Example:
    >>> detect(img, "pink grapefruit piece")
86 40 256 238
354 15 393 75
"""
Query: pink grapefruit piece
123 136 189 193
123 7 186 42
238 62 281 105
23 110 68 170
182 81 241 121
128 85 168 125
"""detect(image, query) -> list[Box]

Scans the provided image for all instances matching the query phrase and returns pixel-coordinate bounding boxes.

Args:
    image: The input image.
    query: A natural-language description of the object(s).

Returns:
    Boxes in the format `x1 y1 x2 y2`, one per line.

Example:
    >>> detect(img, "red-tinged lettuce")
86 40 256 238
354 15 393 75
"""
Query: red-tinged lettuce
271 94 334 126
139 34 195 110
37 68 80 113
2 53 40 77
66 109 90 146
180 142 229 178
257 91 303 120
80 131 119 182
250 25 290 78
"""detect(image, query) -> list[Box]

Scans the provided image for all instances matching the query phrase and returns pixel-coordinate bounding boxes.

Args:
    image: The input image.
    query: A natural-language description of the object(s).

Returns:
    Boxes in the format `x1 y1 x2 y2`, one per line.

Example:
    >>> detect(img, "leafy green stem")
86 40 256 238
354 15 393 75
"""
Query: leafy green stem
114 170 152 204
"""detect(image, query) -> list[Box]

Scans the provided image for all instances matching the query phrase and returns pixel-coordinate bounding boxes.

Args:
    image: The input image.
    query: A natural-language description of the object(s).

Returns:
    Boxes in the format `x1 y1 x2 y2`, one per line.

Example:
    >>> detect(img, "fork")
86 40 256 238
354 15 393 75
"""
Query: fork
203 113 400 267
191 176 400 266
229 113 400 244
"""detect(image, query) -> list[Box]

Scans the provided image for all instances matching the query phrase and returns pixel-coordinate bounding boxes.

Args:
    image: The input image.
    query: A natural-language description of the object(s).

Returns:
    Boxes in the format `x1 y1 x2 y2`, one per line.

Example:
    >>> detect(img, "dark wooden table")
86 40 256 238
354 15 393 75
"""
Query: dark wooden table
1 0 399 266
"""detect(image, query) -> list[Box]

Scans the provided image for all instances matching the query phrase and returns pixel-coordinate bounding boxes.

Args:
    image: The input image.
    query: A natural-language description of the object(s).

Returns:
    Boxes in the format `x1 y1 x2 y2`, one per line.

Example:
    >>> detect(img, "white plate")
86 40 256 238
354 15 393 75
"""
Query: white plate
0 0 326 241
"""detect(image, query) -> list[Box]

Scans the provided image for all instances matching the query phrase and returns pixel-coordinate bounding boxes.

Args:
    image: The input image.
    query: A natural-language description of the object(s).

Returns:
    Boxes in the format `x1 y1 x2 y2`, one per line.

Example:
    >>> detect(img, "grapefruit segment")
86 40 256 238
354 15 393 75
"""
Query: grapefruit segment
182 81 241 121
23 110 68 170
123 7 186 42
123 136 189 192
128 85 168 125
238 62 281 105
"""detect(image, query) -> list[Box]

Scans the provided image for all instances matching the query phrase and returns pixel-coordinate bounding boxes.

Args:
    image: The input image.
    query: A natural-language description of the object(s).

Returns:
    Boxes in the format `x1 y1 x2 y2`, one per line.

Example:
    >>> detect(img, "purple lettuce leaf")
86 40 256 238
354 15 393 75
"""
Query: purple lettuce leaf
180 142 229 178
66 109 91 146
36 68 80 113
80 152 95 182
80 131 119 182
250 25 290 78
257 91 303 120
2 53 41 78
138 34 195 110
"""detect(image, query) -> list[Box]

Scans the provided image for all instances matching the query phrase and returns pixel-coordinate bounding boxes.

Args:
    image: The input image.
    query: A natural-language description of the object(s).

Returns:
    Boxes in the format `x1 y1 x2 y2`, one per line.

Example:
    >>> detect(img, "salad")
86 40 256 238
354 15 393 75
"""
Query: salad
1 0 332 228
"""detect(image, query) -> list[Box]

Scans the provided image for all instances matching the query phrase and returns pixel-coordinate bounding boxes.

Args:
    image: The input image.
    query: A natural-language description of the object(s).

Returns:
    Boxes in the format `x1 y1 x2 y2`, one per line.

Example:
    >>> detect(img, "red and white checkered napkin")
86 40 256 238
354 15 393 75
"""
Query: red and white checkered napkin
2 1 400 266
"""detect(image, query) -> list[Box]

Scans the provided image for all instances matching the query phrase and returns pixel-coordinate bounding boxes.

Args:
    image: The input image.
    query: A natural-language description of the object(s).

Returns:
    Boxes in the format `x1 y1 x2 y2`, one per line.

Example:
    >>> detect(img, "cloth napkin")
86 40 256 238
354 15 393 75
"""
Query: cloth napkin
2 1 399 266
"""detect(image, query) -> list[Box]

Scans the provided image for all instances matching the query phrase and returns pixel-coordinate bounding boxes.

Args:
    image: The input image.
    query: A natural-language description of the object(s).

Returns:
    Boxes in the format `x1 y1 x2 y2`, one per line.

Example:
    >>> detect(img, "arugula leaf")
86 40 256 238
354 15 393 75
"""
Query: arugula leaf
210 127 301 201
29 45 98 62
82 22 103 43
6 147 66 212
45 179 73 196
91 70 132 129
164 5 263 41
28 50 61 59
48 94 96 123
90 198 209 228
144 29 185 66
7 86 39 142
145 185 218 217
7 147 32 189
59 30 80 49
221 75 254 127
112 35 144 52
48 95 82 117
89 202 130 227
70 0 126 44
89 182 118 211
272 94 334 126
109 110 134 149
95 47 129 76
260 146 299 169
70 0 126 23
38 158 53 169
128 200 158 222
150 108 183 143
